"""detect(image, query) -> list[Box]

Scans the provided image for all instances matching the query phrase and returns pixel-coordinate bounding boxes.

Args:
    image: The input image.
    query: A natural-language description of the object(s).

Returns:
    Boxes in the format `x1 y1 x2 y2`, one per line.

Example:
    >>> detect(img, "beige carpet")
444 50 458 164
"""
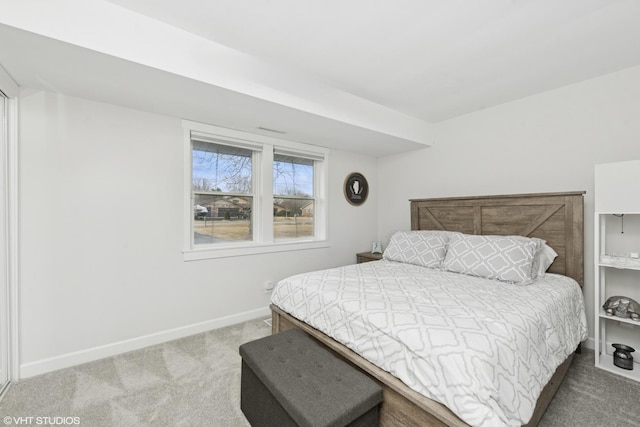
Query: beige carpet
539 346 640 426
1 318 639 426
0 318 270 427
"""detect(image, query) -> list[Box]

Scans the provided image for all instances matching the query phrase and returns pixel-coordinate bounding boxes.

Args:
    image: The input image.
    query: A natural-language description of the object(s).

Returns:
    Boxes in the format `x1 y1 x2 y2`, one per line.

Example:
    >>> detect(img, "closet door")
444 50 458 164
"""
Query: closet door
0 92 9 393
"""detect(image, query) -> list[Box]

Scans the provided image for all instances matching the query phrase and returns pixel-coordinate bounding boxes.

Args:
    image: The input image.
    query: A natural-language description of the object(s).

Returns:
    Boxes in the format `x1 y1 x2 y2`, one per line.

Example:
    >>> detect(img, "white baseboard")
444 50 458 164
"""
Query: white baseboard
19 306 271 379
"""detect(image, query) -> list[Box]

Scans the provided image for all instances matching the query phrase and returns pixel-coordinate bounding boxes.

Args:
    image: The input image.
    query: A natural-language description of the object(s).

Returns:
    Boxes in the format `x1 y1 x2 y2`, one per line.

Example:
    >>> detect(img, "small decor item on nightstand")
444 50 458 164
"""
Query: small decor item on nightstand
371 241 382 254
603 296 640 321
612 343 635 370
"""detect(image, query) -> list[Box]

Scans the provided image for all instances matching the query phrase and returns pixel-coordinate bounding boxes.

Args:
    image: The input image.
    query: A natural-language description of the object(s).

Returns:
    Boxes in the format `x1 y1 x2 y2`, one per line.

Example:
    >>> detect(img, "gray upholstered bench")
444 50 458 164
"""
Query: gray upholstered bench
240 328 383 427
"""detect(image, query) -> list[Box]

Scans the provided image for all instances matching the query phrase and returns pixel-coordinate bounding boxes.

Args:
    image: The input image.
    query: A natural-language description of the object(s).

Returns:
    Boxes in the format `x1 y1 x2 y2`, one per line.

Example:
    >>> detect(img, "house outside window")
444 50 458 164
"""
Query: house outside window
183 121 329 260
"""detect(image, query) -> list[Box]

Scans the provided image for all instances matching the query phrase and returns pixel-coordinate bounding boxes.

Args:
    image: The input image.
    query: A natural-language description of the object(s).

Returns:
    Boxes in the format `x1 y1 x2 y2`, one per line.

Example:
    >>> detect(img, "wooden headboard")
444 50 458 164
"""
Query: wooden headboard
410 191 585 287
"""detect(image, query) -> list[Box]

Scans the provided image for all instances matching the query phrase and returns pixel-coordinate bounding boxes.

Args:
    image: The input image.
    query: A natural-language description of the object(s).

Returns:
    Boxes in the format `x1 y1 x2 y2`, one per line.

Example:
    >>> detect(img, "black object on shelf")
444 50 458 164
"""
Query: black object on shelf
612 343 635 370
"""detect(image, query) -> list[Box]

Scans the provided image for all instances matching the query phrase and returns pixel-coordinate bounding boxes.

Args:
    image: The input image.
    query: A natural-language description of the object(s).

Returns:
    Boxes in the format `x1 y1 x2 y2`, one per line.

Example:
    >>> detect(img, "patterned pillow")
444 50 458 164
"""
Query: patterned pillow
383 231 449 268
442 233 538 283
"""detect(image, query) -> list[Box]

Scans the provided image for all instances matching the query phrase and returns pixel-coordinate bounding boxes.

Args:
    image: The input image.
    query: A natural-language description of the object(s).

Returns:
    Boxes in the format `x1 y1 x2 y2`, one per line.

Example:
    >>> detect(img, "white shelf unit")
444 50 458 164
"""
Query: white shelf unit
594 213 640 381
594 160 640 381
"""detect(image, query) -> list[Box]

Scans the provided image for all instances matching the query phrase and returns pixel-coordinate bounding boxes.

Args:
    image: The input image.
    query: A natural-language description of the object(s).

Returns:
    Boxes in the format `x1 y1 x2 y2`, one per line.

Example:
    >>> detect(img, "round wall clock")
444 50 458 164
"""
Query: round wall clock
344 172 369 206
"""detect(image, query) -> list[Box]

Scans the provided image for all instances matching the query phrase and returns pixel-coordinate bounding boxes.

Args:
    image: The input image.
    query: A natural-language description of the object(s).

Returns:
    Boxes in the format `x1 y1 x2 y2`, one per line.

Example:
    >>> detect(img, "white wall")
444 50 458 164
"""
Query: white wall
18 90 379 377
378 64 640 348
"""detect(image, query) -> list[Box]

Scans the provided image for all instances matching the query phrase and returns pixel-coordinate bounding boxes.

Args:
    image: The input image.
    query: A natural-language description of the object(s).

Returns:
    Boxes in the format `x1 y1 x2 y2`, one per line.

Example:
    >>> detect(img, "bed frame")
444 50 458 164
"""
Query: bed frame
271 191 585 426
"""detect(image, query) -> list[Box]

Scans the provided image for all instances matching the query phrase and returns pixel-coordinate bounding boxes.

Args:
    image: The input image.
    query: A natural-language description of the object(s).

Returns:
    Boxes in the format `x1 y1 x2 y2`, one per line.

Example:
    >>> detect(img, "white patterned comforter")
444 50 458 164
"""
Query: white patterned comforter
271 260 588 427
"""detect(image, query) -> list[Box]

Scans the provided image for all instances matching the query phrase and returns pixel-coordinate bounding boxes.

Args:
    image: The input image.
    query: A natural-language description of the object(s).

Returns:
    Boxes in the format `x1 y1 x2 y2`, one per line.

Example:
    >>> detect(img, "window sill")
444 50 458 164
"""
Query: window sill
183 240 331 261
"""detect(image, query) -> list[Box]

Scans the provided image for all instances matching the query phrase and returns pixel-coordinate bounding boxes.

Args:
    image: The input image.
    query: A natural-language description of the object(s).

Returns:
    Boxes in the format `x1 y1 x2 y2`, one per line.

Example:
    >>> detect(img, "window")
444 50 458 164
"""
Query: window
192 141 254 244
184 121 328 260
273 153 315 241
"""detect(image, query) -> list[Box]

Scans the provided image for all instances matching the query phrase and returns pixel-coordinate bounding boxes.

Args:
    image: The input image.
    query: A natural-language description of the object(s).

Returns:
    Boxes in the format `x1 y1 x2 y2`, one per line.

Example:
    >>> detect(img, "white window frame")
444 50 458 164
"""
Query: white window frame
183 120 329 260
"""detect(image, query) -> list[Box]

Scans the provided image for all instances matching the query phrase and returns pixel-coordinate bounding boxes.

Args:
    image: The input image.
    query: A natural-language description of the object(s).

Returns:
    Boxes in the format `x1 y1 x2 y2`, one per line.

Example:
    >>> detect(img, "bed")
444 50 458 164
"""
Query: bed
270 191 587 427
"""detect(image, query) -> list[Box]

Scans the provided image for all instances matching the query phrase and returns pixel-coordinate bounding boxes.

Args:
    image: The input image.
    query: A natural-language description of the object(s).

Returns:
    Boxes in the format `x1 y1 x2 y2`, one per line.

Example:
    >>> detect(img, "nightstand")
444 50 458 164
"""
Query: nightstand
356 252 383 264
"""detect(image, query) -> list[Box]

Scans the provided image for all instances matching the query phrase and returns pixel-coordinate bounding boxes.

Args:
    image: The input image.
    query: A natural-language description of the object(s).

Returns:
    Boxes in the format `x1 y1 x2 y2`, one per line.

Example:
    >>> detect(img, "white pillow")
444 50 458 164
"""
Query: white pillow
531 238 558 278
442 233 538 283
383 230 450 268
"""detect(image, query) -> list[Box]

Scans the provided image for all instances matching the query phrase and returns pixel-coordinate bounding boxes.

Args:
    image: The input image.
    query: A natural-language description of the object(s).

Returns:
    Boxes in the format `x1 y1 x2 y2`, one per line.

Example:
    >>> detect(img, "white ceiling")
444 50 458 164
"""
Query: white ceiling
2 0 640 156
106 0 640 121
